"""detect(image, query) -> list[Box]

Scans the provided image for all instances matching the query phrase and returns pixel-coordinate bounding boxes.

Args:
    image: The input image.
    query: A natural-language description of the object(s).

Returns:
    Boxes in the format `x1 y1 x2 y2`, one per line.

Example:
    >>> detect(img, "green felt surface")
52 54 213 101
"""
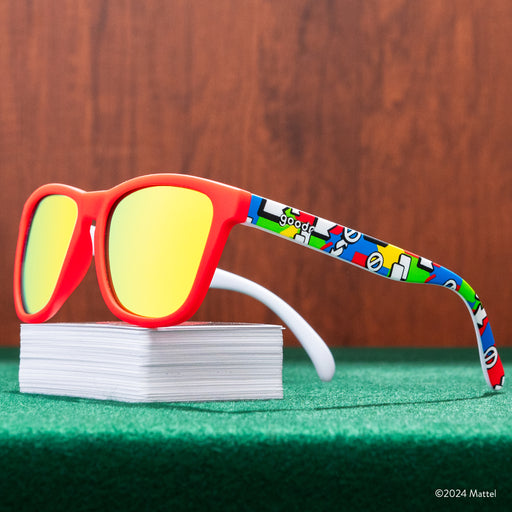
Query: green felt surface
1 347 511 512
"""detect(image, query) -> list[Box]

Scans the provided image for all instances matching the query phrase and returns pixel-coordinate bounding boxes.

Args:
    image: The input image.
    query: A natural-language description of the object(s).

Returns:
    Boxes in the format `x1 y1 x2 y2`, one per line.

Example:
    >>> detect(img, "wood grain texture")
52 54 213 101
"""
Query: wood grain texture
1 0 511 350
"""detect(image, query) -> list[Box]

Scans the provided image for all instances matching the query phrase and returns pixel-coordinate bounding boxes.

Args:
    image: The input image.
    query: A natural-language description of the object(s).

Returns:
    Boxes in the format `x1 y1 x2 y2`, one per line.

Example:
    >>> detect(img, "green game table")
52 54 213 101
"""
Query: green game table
1 347 511 511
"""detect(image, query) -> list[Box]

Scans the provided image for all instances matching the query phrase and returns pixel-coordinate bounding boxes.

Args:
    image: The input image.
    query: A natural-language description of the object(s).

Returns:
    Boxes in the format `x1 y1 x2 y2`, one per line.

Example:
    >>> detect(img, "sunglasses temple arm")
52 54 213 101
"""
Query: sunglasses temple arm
244 194 505 390
210 268 336 382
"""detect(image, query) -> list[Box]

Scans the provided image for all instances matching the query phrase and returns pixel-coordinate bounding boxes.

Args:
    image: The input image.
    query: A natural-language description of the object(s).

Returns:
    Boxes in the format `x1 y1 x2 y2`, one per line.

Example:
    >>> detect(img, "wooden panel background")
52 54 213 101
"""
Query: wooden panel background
1 0 511 349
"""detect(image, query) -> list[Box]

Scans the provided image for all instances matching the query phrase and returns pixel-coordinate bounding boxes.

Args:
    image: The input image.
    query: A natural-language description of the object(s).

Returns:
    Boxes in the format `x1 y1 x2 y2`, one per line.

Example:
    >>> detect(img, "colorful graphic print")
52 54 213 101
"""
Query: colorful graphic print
245 194 505 389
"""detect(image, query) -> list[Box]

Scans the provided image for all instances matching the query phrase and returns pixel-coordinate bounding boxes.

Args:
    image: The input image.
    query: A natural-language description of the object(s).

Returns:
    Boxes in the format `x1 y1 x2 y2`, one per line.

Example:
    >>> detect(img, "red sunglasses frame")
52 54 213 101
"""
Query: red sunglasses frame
14 174 252 328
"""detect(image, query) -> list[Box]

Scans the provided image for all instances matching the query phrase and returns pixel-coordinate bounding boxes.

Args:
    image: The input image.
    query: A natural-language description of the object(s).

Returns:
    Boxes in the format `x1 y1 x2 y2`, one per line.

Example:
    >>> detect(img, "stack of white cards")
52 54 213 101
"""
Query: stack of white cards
19 322 283 402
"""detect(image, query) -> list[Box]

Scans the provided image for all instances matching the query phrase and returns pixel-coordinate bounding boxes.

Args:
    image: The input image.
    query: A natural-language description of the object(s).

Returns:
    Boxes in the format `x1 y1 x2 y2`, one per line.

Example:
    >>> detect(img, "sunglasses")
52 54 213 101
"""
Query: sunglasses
14 173 504 390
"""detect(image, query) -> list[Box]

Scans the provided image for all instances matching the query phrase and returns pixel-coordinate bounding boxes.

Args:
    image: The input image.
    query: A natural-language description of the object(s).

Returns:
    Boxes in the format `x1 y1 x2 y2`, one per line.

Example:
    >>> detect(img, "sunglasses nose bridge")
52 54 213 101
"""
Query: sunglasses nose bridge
79 189 108 222
70 190 108 269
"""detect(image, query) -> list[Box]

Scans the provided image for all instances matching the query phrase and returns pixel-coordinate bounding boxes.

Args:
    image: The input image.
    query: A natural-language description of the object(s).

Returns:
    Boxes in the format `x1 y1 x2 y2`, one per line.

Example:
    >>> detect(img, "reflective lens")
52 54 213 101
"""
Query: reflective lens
22 195 78 314
107 186 214 318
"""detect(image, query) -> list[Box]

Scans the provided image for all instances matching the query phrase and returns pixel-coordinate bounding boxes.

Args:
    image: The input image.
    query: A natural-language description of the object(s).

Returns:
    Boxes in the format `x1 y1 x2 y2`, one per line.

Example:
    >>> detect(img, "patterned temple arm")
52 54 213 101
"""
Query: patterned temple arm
245 194 505 390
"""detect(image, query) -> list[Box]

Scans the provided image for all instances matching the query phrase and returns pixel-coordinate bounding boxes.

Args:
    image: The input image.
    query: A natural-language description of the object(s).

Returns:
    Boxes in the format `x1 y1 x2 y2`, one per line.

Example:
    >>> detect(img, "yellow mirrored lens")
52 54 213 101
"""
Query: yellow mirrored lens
107 186 214 318
22 195 78 314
